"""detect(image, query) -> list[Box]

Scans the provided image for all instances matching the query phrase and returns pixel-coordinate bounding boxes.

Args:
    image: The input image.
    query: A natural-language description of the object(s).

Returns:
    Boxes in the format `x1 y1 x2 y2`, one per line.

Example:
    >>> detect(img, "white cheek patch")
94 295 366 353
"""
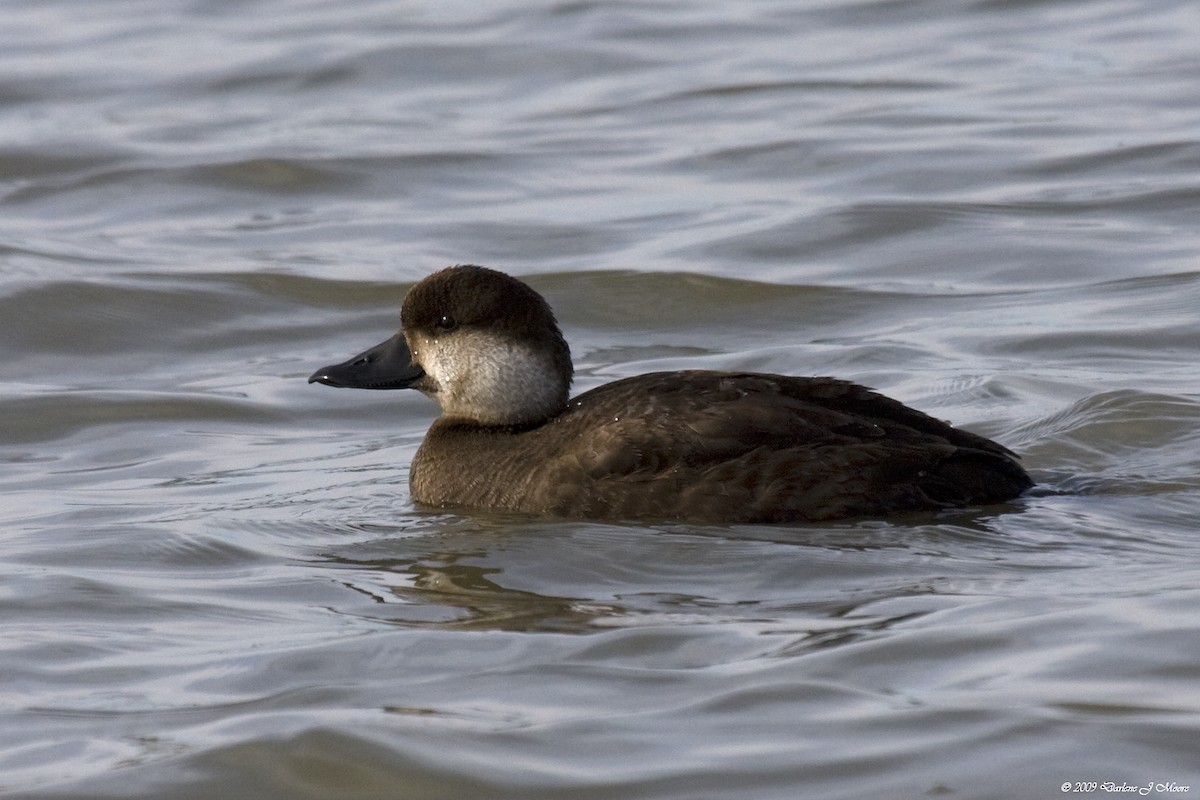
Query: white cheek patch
414 330 562 425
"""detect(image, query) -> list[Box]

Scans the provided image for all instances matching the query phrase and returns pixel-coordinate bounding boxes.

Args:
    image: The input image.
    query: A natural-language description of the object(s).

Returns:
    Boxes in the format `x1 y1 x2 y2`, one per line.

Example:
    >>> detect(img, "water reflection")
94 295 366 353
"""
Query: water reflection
321 549 623 632
310 515 1046 645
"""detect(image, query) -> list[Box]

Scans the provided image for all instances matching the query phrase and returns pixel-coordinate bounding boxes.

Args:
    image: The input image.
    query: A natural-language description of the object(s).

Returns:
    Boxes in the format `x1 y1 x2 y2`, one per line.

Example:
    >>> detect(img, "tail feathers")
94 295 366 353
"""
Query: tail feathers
920 449 1033 507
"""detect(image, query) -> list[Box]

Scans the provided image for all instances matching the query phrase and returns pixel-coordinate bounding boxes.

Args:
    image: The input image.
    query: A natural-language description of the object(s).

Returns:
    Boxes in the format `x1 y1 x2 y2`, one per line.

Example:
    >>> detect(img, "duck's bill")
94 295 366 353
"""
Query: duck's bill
308 333 425 389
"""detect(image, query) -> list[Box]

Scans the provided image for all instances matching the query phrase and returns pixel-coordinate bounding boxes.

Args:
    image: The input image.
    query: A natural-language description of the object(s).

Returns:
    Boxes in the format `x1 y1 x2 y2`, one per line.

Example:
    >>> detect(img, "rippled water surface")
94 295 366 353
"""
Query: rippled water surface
3 1 1199 798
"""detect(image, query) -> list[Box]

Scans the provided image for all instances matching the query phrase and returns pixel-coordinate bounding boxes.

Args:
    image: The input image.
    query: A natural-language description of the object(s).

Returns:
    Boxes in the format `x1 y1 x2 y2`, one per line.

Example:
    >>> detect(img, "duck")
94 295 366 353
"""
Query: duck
309 265 1032 523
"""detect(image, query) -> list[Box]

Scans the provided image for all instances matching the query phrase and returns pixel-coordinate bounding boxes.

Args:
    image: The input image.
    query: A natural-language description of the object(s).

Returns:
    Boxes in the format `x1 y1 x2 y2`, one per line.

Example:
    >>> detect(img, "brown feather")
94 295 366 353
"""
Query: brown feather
411 371 1031 523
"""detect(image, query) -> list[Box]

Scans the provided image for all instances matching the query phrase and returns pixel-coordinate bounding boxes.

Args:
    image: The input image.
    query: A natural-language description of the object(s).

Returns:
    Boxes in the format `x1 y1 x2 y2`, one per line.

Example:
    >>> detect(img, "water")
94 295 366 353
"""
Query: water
2 0 1199 797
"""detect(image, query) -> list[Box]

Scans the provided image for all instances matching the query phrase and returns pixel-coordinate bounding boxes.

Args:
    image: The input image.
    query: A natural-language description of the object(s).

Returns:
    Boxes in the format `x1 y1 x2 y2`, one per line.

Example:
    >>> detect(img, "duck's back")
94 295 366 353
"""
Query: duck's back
410 371 1032 523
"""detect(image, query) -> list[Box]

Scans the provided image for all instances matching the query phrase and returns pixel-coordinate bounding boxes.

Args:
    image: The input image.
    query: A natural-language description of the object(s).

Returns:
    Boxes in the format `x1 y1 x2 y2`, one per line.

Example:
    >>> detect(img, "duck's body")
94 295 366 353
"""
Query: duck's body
310 265 1031 523
410 370 1030 523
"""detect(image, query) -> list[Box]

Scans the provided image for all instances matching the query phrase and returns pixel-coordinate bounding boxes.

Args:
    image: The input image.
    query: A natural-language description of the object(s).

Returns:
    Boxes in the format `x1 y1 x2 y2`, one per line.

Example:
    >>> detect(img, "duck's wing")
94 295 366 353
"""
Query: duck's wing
540 371 1030 521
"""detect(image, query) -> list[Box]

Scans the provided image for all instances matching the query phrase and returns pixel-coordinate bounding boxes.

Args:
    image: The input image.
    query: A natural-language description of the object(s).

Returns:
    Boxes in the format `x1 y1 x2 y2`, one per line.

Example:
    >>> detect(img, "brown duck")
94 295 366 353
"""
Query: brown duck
310 265 1032 523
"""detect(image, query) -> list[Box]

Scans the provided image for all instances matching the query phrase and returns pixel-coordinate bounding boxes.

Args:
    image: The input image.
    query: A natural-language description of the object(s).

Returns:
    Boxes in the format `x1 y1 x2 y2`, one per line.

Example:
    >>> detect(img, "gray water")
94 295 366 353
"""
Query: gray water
2 1 1199 798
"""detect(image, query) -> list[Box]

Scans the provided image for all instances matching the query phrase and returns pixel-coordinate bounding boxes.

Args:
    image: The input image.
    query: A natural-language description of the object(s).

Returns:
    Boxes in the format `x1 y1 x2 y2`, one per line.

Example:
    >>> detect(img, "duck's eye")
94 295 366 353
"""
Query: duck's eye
435 315 458 332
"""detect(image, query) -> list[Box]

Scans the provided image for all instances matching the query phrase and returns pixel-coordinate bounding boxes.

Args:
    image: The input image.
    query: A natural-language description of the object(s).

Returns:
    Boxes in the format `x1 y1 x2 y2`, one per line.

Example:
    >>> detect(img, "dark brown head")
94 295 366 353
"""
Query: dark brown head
310 265 573 426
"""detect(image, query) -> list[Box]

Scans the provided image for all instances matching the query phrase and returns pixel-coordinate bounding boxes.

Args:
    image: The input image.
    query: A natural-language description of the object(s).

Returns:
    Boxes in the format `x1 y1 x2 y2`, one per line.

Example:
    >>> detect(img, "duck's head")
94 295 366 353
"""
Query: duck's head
309 265 573 427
